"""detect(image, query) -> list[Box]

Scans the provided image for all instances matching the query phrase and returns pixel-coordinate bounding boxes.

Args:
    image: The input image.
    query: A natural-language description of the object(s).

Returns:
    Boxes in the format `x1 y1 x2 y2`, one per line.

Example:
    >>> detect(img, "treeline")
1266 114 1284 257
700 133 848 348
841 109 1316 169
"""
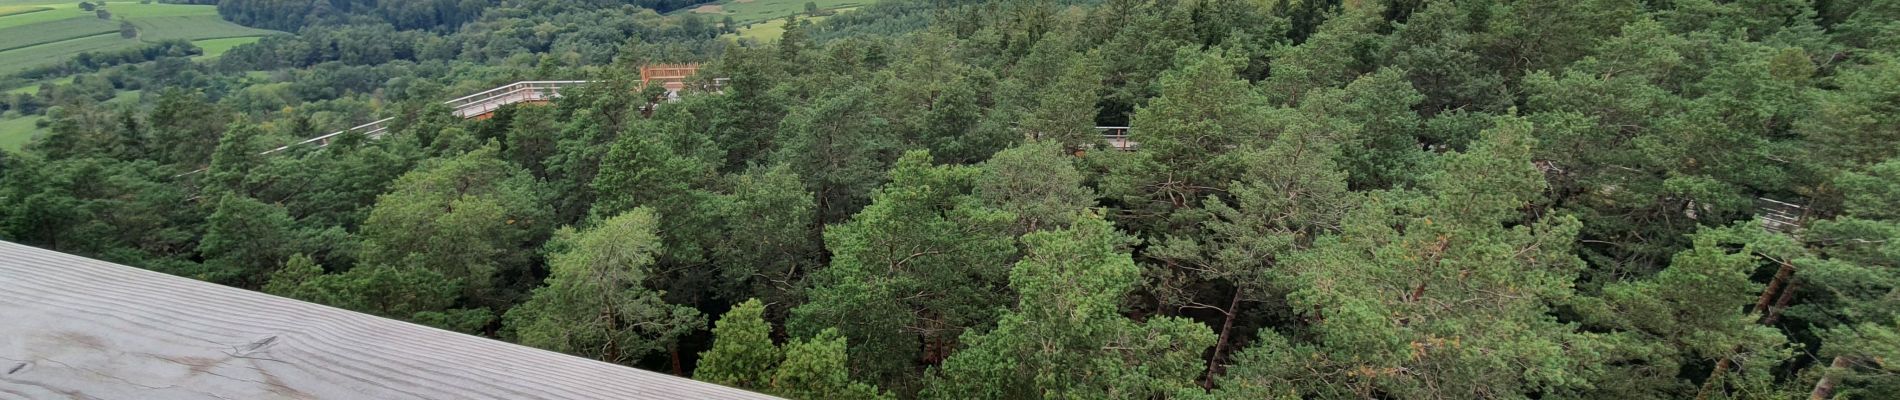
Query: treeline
218 0 491 32
12 40 201 81
215 4 726 71
216 0 718 32
0 41 207 116
2 0 1898 399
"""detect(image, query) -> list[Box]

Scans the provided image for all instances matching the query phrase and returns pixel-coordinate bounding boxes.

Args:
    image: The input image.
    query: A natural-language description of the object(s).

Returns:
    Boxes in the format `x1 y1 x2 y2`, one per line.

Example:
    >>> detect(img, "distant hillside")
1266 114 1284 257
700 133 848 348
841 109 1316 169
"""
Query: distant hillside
215 0 719 32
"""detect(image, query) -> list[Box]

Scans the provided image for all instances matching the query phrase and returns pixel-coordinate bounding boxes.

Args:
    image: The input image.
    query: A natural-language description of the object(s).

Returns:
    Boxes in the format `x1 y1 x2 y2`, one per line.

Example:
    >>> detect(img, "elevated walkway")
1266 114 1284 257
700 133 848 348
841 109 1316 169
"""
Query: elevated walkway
186 70 1143 179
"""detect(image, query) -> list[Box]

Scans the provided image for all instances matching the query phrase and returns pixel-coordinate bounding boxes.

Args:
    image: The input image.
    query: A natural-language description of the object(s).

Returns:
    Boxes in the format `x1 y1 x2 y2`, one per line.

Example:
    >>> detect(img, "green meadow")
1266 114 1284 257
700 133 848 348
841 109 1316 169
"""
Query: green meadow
0 115 43 152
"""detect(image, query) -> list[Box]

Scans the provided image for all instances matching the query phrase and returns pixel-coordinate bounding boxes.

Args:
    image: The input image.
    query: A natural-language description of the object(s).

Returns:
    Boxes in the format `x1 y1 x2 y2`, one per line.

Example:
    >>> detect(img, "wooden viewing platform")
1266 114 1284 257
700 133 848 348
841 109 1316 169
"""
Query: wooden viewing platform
0 241 778 399
639 64 699 93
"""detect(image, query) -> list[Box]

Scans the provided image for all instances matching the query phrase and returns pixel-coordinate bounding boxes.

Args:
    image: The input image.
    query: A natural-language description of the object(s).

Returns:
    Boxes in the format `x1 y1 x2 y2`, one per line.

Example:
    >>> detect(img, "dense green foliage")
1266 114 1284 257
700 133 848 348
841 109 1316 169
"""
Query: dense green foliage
3 0 1900 399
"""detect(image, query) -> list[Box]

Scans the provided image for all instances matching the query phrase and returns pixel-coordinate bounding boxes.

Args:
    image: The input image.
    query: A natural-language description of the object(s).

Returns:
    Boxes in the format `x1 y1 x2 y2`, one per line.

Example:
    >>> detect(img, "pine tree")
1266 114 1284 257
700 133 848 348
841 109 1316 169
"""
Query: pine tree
925 213 1214 399
696 299 782 389
264 254 492 334
504 208 703 365
711 165 819 307
772 329 889 400
1213 116 1603 397
698 299 889 399
359 146 550 305
789 151 1017 391
1106 48 1269 235
1148 95 1356 388
771 86 900 224
973 141 1096 235
197 194 299 287
203 122 266 196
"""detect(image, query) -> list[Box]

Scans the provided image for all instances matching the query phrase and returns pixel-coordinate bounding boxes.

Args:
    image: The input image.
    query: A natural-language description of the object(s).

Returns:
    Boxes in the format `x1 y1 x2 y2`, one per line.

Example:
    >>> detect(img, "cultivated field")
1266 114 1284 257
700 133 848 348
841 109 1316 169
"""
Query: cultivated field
732 12 837 41
191 36 265 60
0 2 218 29
133 15 278 41
0 34 137 74
0 5 50 18
0 17 117 52
0 1 283 75
688 0 872 24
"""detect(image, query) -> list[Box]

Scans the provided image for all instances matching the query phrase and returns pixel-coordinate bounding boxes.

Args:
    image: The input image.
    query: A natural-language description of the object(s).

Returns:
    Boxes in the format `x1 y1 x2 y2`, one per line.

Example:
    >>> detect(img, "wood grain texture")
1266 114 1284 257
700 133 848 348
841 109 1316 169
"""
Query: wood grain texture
0 241 779 400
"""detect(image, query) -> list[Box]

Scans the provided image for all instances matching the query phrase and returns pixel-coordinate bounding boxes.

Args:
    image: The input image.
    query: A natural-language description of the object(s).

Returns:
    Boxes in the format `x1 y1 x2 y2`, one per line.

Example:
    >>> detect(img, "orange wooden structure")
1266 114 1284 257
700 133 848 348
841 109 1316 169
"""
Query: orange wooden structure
640 63 701 92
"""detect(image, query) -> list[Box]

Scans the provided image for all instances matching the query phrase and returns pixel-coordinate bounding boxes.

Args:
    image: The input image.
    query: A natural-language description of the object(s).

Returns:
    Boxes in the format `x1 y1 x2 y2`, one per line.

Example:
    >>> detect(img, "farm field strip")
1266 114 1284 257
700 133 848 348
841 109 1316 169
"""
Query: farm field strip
0 2 222 29
0 2 282 74
686 0 872 24
732 13 833 41
0 17 117 51
191 36 264 60
0 5 88 28
0 34 139 75
133 15 281 40
0 5 49 17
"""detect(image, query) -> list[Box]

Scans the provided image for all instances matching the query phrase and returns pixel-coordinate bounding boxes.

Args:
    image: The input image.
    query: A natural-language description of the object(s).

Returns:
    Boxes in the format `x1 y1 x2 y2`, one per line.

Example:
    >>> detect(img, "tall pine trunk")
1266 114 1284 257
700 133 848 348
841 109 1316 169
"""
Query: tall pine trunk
1700 274 1799 399
1808 355 1850 400
1754 261 1794 313
1201 289 1243 389
670 343 684 376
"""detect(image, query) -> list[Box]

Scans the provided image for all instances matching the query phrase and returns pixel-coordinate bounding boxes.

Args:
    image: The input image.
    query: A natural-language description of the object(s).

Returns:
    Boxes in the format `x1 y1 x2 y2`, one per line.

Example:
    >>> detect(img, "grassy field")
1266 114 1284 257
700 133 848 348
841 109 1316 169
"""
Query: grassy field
0 3 91 29
0 34 138 75
104 88 139 105
0 17 117 52
732 12 836 41
4 76 72 94
688 0 871 24
191 36 264 60
0 115 43 152
0 2 223 28
0 5 50 17
0 1 283 75
134 15 278 41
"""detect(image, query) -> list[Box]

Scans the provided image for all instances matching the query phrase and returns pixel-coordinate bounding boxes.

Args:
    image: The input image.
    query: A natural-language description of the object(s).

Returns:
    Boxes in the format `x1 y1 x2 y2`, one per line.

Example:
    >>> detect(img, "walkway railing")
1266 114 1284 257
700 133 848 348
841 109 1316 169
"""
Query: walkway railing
184 82 1141 180
1756 197 1808 233
178 81 588 178
260 118 394 156
1098 126 1137 151
253 80 595 159
444 81 593 119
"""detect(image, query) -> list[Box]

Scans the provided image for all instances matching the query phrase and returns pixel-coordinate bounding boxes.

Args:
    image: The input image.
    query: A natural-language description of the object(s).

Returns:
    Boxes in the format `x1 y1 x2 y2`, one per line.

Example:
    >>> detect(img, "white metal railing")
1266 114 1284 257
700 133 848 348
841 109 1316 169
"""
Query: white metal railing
260 117 395 155
446 81 594 118
174 117 394 178
177 76 761 185
191 78 1109 179
442 81 589 109
178 81 595 178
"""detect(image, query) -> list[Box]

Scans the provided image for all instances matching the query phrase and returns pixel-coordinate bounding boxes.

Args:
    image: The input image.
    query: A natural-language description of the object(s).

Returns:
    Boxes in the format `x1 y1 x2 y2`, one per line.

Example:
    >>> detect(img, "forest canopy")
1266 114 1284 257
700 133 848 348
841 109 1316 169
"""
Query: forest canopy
2 0 1899 399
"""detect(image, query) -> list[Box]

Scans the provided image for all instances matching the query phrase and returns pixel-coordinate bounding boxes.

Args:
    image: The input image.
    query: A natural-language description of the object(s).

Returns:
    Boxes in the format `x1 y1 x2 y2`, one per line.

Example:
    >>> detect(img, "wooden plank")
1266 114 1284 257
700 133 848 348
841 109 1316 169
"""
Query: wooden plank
0 241 777 400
